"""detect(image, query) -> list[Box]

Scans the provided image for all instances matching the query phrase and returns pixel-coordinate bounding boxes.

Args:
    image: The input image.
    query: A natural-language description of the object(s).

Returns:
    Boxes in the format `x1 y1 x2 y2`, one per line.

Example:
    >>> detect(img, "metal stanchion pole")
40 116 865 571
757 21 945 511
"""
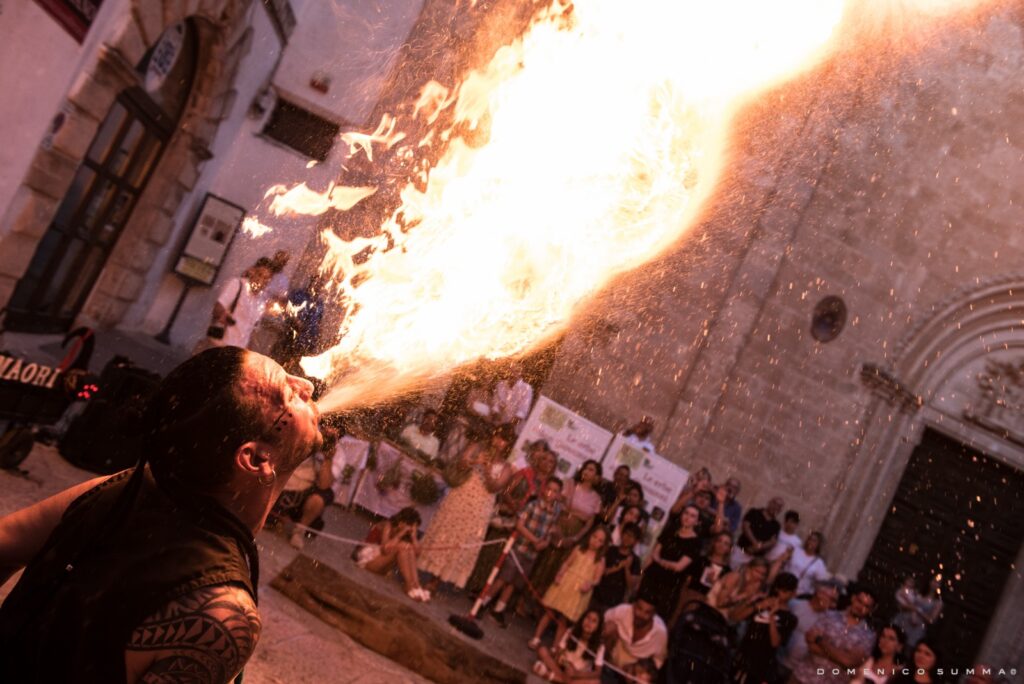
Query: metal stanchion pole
448 531 518 639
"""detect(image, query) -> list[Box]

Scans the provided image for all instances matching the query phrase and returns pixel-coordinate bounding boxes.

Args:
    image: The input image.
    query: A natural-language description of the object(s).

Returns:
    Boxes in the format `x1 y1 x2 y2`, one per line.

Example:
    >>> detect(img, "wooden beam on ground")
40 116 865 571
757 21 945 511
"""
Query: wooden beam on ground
271 554 526 684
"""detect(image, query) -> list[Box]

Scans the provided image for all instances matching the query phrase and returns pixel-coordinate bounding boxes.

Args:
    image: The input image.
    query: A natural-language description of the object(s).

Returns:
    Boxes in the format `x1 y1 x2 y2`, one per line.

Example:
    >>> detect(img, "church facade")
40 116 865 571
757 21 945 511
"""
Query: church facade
543 5 1024 668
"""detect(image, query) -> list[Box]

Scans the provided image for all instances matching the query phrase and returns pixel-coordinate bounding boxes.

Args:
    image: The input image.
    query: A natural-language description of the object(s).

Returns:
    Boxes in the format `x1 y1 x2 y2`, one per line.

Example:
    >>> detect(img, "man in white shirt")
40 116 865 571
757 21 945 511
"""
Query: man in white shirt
621 416 656 453
491 362 534 431
208 260 273 349
602 597 668 681
265 250 291 301
769 510 803 560
398 410 441 460
778 579 840 676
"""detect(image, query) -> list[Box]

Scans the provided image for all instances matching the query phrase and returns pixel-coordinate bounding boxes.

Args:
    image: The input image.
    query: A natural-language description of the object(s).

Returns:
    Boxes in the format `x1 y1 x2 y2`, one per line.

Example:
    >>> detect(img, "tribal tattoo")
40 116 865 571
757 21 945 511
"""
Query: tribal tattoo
127 584 261 684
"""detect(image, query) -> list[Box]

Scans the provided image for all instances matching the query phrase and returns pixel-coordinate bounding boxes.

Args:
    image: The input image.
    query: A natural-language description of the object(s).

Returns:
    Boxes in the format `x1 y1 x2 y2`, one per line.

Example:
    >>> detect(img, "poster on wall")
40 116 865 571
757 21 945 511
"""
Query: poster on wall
34 0 104 43
602 434 689 535
174 194 245 285
509 395 613 479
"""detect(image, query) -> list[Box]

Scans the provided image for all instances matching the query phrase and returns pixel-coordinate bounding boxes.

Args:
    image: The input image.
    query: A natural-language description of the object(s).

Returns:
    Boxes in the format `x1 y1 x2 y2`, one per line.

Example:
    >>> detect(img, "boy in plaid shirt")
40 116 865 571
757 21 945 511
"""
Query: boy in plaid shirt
482 476 564 627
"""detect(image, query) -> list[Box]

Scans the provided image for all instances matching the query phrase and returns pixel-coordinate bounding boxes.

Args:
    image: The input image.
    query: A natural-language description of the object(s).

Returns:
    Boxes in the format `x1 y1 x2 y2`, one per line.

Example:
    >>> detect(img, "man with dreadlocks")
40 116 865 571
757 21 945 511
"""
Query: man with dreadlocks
0 346 322 683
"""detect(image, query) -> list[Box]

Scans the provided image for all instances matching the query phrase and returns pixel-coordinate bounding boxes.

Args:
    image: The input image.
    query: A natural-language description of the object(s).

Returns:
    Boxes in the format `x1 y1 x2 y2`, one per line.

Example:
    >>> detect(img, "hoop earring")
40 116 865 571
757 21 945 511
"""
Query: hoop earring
258 467 277 487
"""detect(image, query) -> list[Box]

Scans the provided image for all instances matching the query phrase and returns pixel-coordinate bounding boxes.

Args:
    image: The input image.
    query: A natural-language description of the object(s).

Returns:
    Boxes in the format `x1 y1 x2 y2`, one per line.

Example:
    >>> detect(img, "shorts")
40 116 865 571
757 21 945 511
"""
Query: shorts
497 551 536 588
274 486 335 520
355 545 381 568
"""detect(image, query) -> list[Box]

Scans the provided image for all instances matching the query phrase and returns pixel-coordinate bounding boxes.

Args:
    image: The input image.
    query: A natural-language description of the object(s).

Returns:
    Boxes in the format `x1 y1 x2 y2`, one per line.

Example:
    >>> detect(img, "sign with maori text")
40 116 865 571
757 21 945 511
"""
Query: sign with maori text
0 353 62 389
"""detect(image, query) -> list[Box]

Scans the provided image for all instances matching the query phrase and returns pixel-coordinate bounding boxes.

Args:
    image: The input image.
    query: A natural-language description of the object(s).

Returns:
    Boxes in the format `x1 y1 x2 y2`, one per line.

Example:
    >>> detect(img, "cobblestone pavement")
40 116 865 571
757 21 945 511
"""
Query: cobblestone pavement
0 445 431 684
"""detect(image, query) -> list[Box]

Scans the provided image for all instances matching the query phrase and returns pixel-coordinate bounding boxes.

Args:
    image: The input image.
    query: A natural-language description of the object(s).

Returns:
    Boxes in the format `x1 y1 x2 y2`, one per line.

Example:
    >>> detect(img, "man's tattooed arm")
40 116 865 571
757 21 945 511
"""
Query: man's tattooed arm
125 584 261 684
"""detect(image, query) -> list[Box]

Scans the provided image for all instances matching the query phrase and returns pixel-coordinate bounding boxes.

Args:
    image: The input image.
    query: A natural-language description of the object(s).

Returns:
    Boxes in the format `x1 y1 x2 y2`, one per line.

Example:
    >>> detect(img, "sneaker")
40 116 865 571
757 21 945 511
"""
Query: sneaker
289 531 305 550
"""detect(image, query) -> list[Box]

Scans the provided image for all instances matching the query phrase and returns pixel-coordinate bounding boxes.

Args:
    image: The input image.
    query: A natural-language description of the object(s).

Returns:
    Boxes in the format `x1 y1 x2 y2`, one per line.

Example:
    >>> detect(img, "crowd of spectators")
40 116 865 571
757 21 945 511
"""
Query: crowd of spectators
271 367 987 684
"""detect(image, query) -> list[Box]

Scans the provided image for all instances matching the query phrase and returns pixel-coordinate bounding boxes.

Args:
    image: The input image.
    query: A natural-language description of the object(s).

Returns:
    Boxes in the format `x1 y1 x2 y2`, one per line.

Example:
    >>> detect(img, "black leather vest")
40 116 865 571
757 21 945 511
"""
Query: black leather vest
0 468 258 683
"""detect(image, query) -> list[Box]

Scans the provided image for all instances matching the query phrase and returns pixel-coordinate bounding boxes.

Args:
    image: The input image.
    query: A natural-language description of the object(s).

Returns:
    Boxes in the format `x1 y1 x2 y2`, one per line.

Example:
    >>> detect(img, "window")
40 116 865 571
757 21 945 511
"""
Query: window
810 295 847 343
262 98 340 161
5 21 197 333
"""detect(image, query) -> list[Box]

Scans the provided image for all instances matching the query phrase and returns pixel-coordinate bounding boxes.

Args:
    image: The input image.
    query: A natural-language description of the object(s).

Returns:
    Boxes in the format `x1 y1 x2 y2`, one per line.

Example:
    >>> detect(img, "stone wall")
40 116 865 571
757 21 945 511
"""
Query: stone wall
543 5 1024 664
0 0 256 328
546 8 1024 545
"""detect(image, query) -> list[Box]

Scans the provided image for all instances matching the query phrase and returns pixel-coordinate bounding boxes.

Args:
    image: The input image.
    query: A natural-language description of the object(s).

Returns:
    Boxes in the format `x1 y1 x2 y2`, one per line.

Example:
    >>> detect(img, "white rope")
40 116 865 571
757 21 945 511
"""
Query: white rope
290 521 509 552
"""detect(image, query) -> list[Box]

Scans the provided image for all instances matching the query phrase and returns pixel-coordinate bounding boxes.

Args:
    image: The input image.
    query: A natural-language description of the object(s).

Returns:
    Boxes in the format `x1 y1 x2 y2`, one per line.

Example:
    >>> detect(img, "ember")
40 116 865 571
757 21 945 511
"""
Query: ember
258 0 991 410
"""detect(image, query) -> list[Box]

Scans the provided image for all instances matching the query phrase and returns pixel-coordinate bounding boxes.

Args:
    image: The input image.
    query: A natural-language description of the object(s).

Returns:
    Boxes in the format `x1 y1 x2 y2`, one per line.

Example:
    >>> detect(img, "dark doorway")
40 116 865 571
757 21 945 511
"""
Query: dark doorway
4 21 197 333
860 428 1024 664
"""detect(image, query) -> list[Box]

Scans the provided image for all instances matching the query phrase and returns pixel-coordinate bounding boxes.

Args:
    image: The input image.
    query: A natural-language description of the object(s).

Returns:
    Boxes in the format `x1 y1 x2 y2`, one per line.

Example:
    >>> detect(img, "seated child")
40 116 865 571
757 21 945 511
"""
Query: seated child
354 507 430 602
623 658 658 683
532 608 604 683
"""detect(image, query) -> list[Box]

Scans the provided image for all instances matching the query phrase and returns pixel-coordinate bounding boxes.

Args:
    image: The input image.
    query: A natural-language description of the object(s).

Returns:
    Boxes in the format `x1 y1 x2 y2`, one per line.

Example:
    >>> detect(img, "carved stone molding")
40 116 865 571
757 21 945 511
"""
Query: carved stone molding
96 44 144 91
964 358 1024 448
860 362 923 413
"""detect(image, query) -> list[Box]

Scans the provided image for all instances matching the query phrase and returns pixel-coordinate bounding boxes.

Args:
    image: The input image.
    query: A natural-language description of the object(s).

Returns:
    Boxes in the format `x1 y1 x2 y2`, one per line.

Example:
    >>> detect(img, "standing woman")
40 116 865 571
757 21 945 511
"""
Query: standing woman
638 504 704 621
783 531 830 596
893 577 942 654
530 460 604 596
708 557 771 625
675 531 734 619
417 423 515 590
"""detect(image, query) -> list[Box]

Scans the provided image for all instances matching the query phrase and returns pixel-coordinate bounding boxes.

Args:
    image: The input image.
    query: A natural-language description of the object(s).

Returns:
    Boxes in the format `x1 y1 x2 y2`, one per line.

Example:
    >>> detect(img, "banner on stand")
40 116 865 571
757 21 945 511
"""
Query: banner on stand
510 395 613 479
602 434 689 532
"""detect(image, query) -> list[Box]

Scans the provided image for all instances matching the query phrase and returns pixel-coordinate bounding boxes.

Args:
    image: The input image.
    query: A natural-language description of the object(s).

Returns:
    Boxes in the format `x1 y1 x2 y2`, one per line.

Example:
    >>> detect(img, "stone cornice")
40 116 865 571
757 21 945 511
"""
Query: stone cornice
860 362 923 413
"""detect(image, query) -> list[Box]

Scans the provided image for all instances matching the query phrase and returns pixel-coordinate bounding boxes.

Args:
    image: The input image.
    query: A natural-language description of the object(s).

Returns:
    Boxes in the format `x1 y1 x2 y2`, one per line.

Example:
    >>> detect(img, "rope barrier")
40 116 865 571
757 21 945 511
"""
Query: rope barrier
289 521 509 552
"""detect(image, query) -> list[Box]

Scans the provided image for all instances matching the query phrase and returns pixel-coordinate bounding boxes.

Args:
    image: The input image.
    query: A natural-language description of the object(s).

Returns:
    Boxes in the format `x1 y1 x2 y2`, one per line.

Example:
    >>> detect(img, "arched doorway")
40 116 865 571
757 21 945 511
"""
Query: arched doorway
4 21 197 333
828 278 1024 668
860 428 1024 664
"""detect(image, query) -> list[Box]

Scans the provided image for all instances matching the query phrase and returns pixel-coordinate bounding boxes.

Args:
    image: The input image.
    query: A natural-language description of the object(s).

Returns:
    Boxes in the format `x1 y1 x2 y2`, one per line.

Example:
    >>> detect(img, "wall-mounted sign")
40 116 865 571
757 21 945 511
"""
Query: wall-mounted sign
144 22 186 94
34 0 104 43
0 353 62 389
174 194 245 286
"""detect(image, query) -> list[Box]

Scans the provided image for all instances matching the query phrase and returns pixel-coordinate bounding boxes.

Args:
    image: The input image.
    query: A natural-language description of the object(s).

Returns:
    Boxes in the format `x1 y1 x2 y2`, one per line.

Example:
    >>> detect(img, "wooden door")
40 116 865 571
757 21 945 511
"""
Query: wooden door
860 428 1024 663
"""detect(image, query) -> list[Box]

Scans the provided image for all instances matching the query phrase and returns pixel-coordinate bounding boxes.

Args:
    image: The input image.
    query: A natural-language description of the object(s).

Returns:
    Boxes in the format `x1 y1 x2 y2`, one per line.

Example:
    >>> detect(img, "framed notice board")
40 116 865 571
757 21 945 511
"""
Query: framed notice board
173 194 245 286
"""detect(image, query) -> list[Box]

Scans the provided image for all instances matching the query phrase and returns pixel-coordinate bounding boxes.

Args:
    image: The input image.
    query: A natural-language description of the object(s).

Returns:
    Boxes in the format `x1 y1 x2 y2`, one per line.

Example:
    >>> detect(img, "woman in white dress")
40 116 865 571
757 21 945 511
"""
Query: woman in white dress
417 424 514 589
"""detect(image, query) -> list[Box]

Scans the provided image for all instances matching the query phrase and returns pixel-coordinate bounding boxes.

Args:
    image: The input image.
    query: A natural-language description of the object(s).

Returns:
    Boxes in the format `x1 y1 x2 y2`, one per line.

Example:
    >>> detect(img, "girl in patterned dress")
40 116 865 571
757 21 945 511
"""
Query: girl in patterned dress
529 460 604 597
417 424 514 589
529 526 608 650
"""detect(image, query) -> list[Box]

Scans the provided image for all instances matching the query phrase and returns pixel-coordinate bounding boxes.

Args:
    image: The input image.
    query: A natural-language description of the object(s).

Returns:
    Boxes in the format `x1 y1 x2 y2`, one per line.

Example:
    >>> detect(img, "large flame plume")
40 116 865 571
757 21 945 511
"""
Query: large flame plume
265 0 991 411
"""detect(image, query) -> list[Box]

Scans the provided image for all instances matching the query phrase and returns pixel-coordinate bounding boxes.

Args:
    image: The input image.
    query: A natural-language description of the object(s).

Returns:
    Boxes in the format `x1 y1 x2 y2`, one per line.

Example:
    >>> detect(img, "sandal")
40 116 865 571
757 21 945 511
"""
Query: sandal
408 588 430 602
528 637 542 651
